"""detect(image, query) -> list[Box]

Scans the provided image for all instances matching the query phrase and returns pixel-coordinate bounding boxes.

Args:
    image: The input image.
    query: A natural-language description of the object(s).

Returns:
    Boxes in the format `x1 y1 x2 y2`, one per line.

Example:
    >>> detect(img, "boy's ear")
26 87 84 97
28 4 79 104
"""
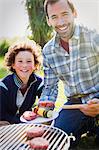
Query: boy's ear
34 65 37 71
46 16 51 27
12 64 15 69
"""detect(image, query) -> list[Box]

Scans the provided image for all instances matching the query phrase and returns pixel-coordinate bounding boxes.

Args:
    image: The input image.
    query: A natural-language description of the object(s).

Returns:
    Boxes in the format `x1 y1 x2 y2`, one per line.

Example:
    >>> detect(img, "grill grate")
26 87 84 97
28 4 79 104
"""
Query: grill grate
0 124 70 150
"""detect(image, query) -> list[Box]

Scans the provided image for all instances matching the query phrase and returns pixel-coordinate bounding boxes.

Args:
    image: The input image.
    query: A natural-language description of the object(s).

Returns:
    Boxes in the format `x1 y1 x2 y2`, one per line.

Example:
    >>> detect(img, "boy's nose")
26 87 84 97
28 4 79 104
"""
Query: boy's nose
22 63 27 67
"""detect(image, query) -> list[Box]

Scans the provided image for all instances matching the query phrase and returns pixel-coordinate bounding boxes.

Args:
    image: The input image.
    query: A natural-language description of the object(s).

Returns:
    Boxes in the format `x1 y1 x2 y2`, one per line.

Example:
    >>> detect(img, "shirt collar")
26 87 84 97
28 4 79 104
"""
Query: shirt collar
13 73 23 88
71 24 80 40
13 73 37 88
53 24 80 47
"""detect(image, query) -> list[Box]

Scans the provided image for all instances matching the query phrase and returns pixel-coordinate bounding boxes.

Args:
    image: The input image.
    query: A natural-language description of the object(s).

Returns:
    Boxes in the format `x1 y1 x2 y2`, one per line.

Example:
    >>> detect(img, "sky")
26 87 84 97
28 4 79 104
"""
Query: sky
73 0 99 30
0 0 99 38
0 0 29 38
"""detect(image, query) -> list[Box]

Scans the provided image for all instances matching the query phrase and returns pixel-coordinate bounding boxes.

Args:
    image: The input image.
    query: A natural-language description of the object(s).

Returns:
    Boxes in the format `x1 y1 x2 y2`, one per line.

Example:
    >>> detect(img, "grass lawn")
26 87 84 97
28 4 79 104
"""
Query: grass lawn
0 57 10 78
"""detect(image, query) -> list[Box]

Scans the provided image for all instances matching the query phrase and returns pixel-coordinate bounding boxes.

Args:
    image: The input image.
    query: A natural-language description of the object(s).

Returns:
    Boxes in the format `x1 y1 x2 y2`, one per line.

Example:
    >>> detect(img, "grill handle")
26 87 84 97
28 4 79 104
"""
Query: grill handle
63 133 76 150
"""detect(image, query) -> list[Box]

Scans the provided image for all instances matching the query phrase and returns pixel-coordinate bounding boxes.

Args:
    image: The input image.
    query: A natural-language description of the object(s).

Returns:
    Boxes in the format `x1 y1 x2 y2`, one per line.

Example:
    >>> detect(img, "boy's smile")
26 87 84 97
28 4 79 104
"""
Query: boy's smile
12 51 35 84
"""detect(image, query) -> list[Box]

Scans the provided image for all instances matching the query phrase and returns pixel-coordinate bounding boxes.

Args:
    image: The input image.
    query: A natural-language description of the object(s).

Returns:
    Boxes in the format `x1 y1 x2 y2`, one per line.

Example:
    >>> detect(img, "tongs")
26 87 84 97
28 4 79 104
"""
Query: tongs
62 104 87 109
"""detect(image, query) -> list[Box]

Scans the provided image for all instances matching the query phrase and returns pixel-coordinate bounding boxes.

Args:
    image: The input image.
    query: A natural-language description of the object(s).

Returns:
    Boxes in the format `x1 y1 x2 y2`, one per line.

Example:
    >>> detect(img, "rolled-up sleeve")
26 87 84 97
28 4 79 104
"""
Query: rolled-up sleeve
40 50 59 102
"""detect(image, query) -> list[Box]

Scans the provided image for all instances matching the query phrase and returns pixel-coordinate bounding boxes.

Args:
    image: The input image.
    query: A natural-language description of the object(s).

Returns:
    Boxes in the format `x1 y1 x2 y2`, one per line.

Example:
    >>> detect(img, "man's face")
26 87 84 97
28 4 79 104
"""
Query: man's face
47 0 76 41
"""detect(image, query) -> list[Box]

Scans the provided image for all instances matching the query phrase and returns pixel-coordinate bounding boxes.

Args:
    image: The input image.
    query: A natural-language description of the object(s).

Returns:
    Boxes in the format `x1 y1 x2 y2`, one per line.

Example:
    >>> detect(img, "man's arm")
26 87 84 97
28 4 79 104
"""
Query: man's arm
40 52 59 102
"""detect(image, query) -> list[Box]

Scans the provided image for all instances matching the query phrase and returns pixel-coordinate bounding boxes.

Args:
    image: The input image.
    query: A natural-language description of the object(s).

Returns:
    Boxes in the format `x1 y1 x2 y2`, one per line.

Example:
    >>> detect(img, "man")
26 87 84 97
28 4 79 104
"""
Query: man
40 0 99 145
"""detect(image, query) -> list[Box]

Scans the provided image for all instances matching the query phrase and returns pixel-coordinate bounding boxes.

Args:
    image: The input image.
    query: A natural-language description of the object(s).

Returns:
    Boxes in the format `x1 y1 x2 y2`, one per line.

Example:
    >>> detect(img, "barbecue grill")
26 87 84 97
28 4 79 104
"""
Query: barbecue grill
0 124 75 150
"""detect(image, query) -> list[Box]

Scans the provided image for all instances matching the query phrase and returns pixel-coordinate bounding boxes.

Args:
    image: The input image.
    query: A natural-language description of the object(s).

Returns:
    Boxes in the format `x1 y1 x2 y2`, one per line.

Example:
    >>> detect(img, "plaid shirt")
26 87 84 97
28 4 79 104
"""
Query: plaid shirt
40 24 99 103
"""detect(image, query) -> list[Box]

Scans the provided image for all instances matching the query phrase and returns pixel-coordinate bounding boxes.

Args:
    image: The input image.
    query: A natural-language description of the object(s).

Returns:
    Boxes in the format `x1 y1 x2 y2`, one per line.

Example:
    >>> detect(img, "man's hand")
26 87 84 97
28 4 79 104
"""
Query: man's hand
79 98 99 117
38 101 55 109
33 101 55 118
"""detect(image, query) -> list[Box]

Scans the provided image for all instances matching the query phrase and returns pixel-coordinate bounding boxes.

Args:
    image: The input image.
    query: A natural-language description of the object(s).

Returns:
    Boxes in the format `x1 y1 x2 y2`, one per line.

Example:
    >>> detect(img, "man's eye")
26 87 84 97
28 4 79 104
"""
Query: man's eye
62 12 69 16
51 16 57 20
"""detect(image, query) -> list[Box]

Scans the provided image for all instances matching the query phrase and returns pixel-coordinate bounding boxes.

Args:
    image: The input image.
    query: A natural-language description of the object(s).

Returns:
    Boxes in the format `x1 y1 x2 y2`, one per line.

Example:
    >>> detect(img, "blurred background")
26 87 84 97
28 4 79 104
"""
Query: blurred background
0 0 99 41
0 1 99 148
0 0 99 100
0 0 99 96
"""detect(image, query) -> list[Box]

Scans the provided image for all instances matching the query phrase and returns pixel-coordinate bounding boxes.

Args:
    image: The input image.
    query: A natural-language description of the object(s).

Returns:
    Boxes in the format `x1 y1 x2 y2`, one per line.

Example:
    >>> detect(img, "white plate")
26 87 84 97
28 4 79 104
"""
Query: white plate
20 111 59 124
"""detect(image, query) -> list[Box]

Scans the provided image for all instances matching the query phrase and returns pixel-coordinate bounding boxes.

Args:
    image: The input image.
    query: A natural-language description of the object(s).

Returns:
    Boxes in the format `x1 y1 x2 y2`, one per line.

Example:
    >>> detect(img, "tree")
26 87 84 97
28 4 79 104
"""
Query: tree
25 0 53 47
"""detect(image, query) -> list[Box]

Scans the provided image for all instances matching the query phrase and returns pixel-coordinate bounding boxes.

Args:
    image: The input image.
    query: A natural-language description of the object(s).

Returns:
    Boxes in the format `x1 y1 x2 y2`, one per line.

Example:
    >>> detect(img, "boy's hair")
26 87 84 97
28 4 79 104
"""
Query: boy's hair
44 0 77 17
4 39 42 72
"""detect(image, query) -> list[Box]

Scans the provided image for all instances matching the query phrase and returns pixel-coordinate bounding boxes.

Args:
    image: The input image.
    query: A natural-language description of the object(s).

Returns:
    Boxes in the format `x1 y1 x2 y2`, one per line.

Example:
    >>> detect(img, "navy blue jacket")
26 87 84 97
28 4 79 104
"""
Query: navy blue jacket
0 73 43 124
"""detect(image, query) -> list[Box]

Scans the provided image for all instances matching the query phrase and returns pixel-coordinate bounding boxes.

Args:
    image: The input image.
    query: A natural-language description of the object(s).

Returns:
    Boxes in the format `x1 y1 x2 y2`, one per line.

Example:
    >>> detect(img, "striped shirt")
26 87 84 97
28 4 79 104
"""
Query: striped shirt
40 24 99 103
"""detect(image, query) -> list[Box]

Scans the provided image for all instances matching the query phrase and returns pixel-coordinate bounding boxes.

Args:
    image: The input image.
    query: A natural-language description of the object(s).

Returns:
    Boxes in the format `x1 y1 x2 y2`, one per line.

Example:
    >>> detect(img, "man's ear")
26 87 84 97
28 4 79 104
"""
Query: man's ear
73 9 77 18
46 16 51 27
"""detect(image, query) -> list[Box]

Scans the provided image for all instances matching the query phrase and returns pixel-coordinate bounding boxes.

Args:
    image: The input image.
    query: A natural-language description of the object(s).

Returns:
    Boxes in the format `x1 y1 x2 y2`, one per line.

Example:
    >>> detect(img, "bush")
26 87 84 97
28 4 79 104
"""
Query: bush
26 0 53 47
0 40 10 56
0 68 9 79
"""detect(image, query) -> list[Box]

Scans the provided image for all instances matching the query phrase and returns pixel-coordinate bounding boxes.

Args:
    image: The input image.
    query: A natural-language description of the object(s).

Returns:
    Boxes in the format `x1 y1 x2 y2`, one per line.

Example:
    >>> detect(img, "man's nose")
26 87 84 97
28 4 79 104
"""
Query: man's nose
57 18 65 26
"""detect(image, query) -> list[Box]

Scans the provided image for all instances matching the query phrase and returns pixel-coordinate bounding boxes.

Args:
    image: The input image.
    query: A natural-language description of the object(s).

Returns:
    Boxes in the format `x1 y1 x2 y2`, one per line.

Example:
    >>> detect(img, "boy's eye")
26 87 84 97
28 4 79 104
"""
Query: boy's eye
27 60 32 63
18 60 22 62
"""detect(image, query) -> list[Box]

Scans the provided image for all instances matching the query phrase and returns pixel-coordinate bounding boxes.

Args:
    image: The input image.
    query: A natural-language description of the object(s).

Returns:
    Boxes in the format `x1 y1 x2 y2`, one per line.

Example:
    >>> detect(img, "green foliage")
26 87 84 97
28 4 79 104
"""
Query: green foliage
26 0 53 47
0 68 10 79
0 57 9 78
0 40 10 56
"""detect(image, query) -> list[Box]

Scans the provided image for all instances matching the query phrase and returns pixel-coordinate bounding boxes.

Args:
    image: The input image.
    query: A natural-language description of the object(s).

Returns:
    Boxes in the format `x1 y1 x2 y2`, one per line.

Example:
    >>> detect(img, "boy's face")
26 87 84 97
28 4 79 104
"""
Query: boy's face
47 0 75 41
12 51 35 84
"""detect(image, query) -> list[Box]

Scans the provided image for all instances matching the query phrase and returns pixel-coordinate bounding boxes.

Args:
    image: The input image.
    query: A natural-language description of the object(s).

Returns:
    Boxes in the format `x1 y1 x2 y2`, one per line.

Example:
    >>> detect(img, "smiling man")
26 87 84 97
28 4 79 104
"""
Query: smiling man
40 0 99 147
46 0 76 42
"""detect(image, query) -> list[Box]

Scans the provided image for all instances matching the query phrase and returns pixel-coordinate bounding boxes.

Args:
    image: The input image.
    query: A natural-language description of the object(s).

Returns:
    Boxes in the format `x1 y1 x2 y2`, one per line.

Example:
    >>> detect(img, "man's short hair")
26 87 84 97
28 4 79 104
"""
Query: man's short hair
44 0 76 18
